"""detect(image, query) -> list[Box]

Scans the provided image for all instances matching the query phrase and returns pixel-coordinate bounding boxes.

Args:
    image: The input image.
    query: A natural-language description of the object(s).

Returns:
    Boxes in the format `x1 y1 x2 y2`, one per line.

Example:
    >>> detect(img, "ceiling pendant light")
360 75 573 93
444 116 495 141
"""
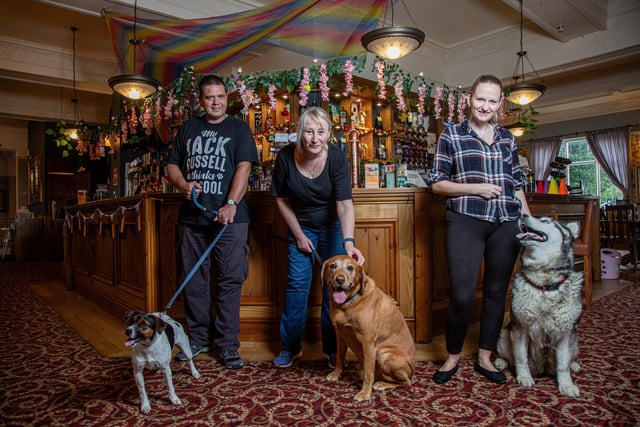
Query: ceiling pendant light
505 122 526 137
108 0 159 99
361 0 425 61
65 26 82 140
504 0 545 106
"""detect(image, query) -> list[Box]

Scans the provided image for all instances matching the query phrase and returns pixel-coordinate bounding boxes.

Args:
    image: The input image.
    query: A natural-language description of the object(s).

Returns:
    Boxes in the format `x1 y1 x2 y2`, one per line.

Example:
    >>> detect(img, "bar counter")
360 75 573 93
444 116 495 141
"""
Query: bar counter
64 190 598 343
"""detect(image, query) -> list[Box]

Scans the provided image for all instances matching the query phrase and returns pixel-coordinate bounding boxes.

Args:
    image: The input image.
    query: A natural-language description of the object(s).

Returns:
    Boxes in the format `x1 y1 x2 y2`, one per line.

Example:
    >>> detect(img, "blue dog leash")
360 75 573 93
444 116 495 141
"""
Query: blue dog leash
164 187 228 312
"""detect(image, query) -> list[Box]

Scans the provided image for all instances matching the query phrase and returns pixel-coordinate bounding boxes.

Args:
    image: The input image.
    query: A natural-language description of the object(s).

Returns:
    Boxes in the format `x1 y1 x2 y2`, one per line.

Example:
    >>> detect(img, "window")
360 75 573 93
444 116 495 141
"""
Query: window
558 136 622 203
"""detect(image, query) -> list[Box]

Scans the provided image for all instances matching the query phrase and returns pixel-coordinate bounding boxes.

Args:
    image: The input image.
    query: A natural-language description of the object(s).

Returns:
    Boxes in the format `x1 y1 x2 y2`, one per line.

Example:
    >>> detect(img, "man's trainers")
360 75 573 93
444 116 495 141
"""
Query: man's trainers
174 344 210 362
218 349 244 369
323 353 337 369
273 350 302 368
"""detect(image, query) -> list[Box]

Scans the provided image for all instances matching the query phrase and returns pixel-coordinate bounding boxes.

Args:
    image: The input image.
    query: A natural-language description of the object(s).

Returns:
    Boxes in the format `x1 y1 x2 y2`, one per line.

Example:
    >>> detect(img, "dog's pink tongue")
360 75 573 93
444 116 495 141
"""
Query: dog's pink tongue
124 339 137 347
333 291 347 304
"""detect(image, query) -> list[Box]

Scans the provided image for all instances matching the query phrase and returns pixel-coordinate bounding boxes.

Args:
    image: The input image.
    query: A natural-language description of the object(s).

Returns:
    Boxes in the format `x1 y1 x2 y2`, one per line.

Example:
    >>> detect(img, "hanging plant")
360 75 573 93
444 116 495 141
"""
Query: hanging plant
520 104 540 135
46 120 75 157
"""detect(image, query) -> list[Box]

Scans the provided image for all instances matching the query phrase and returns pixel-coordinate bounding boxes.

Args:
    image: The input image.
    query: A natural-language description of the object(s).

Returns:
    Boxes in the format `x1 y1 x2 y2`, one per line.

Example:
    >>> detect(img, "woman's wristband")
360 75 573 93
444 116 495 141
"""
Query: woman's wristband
343 237 356 247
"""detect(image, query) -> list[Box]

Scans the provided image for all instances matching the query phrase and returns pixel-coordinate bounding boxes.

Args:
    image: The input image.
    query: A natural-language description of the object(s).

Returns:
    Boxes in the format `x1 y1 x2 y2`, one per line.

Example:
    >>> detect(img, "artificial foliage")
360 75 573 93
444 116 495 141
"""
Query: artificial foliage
107 55 474 148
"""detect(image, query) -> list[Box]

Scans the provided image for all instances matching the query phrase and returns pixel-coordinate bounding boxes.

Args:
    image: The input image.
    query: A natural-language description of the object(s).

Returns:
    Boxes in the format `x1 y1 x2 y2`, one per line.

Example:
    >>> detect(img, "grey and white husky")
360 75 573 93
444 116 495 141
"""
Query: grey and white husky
495 214 584 397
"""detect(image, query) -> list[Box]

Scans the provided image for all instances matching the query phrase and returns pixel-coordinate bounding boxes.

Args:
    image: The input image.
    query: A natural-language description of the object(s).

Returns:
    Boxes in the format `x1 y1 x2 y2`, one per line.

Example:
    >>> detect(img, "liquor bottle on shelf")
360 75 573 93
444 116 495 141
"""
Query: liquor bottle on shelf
340 108 348 129
375 113 383 133
376 140 387 161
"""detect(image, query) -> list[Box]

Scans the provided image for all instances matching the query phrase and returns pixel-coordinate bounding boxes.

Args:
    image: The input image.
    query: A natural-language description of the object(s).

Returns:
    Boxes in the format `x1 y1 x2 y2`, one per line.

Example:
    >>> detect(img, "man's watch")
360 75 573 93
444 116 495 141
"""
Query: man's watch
227 199 237 206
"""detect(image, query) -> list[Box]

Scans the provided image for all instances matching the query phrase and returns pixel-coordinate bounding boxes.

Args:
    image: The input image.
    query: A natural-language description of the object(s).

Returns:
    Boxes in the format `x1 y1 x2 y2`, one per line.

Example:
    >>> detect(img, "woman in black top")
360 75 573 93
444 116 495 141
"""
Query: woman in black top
270 106 365 368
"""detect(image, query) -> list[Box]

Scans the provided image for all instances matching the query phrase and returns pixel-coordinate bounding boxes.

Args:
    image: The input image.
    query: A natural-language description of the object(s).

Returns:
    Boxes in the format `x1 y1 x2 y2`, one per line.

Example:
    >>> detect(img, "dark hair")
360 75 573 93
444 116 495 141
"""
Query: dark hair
198 74 227 95
470 74 503 95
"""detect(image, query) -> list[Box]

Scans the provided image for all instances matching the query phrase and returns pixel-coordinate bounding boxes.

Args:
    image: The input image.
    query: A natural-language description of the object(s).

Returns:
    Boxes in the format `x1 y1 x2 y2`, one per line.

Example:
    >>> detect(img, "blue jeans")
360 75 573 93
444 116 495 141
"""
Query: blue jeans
279 221 345 355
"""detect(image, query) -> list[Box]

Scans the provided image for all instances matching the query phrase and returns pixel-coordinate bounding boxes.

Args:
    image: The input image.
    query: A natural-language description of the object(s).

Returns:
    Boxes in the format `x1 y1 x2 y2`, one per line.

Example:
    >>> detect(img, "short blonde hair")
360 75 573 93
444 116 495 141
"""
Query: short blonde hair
295 107 332 153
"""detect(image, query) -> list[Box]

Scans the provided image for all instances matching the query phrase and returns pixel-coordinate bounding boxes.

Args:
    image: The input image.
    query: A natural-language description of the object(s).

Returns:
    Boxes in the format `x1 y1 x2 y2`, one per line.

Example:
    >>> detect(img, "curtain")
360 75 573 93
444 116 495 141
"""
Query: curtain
529 137 561 181
586 126 631 199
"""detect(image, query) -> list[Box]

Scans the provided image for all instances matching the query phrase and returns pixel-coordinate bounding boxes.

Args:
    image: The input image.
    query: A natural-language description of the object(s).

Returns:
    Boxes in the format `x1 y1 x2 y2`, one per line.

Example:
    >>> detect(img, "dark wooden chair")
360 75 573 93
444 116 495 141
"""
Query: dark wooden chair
601 204 639 272
572 199 598 308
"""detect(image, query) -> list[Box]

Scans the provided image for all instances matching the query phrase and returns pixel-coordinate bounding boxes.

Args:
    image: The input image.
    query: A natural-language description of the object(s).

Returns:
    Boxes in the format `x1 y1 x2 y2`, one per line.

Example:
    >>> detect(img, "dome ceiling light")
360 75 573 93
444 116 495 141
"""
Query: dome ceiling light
108 0 159 100
504 0 546 106
361 0 425 60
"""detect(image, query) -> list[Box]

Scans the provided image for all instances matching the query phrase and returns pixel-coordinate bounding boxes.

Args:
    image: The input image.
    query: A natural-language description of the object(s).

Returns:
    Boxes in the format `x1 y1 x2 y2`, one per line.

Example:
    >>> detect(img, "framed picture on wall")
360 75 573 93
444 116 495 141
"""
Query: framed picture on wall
28 152 43 205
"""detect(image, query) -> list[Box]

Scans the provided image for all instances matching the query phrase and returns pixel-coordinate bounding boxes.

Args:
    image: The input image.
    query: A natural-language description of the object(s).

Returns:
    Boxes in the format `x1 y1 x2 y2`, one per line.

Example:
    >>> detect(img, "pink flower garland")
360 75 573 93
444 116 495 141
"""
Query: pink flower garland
319 64 330 102
233 74 258 115
394 75 406 111
164 90 175 121
343 60 354 96
456 92 467 124
299 67 310 107
447 91 456 123
142 104 153 136
92 133 106 160
497 95 506 121
120 118 128 144
375 61 386 99
417 83 426 123
433 86 443 120
268 84 277 111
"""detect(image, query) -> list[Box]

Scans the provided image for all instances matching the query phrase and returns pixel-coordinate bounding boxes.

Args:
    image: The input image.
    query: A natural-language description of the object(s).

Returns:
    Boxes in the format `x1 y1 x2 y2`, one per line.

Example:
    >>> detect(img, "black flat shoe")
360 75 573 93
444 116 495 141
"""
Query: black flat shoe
474 361 506 384
433 363 459 384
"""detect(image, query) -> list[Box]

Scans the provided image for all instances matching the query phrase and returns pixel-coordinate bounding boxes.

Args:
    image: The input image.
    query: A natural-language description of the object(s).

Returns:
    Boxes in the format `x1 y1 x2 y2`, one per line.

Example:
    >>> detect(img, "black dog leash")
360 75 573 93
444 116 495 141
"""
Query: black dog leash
164 188 228 312
269 233 323 266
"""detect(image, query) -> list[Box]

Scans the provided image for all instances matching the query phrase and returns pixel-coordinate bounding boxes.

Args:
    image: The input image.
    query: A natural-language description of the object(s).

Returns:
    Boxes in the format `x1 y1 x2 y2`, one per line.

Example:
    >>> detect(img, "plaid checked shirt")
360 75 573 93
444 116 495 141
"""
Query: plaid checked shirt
428 119 525 223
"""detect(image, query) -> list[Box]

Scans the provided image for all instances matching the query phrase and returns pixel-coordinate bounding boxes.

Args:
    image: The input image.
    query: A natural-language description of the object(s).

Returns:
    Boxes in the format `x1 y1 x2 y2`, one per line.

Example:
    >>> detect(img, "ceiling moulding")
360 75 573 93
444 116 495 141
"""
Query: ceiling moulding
501 0 607 42
0 36 115 93
535 90 640 124
533 46 640 81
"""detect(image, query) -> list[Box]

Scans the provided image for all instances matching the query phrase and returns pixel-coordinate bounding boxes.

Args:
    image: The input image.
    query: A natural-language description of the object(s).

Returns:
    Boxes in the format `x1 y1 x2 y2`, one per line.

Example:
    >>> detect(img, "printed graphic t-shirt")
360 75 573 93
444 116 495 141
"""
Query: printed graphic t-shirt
168 115 258 226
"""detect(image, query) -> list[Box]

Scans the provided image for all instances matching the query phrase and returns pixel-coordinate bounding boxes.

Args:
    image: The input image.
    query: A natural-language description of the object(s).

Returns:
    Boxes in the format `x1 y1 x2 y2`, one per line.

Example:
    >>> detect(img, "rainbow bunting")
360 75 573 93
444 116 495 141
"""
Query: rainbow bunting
106 0 389 87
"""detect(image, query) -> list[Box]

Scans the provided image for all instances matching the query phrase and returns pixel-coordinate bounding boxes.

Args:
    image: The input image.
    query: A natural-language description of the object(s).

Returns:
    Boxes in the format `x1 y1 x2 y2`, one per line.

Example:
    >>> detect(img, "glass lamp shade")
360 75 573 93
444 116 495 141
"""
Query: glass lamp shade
361 26 425 60
505 123 526 137
504 83 546 106
109 74 160 100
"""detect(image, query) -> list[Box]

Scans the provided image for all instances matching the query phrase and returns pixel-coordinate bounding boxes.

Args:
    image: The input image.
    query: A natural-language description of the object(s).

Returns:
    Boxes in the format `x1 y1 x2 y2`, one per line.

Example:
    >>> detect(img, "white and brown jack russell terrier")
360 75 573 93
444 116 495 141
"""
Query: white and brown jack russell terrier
124 310 200 413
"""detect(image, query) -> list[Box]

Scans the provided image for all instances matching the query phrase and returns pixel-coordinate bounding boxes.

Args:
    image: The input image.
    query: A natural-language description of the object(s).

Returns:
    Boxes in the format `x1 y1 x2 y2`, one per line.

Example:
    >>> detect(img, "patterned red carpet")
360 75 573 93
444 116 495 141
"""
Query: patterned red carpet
1 262 639 426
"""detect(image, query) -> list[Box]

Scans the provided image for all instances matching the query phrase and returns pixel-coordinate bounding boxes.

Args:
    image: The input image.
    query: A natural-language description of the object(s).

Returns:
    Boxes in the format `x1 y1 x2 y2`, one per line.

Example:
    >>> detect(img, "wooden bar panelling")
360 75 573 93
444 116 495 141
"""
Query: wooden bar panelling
66 189 430 343
65 190 598 344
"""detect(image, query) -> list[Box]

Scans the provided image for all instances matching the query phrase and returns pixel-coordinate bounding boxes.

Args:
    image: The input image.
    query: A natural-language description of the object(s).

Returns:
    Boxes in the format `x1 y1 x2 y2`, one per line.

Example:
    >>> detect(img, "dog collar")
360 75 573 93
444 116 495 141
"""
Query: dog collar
522 272 569 292
341 288 362 305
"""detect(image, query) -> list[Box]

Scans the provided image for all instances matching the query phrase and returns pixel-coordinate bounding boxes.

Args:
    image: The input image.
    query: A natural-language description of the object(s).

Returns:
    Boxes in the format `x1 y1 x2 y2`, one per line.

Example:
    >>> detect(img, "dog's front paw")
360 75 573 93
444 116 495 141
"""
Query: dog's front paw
516 375 535 387
569 361 581 373
494 357 509 371
559 382 580 397
326 369 342 382
140 403 151 414
354 390 372 402
170 396 182 406
190 364 201 380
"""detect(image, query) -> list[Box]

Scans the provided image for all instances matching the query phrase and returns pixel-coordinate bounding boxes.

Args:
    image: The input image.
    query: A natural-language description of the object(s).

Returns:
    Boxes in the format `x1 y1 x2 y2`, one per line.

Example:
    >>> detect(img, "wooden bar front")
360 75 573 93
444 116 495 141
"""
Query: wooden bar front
65 191 598 344
65 189 431 343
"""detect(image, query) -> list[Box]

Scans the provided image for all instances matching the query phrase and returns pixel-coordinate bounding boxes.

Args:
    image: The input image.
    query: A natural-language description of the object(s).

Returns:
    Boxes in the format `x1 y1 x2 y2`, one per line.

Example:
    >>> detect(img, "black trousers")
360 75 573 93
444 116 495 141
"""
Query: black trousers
443 210 521 355
178 222 249 351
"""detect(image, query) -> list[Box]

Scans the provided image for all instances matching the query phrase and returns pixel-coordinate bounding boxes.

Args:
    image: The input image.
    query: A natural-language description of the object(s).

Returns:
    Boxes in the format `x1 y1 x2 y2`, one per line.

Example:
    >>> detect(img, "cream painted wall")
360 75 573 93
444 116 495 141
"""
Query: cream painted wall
0 118 29 158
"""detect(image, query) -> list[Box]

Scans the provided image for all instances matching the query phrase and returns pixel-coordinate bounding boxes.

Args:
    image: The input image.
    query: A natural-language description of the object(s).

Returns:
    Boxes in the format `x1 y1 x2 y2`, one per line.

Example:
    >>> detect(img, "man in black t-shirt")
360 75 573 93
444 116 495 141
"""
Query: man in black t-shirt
167 75 258 369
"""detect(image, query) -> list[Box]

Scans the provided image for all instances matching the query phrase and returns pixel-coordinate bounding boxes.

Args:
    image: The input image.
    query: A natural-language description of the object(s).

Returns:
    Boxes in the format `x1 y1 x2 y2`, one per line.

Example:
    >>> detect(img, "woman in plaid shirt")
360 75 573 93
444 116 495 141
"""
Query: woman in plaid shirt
429 74 531 385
